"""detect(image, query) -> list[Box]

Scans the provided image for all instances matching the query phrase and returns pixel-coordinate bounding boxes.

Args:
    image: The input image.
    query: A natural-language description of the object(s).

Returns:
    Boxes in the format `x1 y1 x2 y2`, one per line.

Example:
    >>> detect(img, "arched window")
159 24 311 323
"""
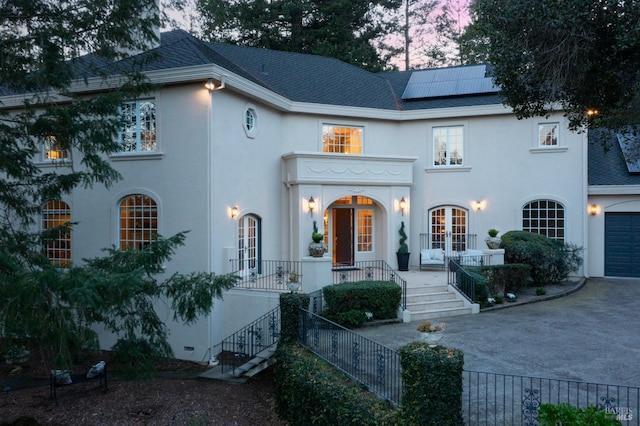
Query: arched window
119 194 158 250
42 200 71 266
522 199 565 241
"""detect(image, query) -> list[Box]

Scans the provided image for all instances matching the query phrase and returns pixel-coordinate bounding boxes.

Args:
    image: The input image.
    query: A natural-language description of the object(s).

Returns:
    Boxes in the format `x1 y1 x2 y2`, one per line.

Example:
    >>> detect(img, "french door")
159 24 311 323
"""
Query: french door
429 207 468 255
238 214 260 274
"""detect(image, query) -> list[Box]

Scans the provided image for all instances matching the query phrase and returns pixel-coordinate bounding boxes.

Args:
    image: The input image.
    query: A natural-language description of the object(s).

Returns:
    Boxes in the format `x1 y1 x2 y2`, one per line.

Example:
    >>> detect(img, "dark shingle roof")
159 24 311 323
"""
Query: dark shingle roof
588 129 640 186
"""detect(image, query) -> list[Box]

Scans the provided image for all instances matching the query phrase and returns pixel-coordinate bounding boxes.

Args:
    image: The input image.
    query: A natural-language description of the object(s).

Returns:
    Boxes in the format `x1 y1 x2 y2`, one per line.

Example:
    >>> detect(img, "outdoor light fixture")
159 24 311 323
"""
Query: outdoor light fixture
231 206 239 219
205 79 216 91
399 197 407 216
205 75 227 91
475 201 482 211
590 204 597 216
308 196 315 216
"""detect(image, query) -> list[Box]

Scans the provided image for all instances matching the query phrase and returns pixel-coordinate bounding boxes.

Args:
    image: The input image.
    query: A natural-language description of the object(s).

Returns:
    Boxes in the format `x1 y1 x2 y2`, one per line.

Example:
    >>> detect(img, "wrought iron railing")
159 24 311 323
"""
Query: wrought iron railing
420 233 477 255
219 307 280 374
297 308 403 406
332 260 407 310
448 258 478 303
464 370 640 425
228 260 302 291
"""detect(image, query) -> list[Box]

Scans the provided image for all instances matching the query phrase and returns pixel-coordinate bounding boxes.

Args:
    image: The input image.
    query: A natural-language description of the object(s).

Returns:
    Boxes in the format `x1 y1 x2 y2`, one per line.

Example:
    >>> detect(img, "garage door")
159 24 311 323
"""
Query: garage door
605 212 640 277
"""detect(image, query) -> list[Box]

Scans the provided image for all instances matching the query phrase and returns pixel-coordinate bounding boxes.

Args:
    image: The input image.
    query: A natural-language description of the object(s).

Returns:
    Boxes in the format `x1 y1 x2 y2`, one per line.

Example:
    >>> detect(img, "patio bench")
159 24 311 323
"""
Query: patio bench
419 249 446 270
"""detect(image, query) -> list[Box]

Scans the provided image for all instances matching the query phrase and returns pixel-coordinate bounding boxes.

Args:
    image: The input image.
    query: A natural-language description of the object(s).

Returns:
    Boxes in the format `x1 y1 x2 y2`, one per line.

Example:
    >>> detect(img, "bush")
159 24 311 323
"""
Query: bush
500 231 583 285
539 403 622 425
322 281 401 327
279 292 310 344
274 344 399 425
484 263 531 296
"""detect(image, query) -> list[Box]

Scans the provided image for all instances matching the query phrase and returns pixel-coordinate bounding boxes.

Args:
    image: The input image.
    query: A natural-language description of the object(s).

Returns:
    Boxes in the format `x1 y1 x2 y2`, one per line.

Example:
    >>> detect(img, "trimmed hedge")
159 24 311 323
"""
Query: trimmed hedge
274 343 399 425
322 281 401 327
539 403 622 425
399 342 464 425
279 292 310 344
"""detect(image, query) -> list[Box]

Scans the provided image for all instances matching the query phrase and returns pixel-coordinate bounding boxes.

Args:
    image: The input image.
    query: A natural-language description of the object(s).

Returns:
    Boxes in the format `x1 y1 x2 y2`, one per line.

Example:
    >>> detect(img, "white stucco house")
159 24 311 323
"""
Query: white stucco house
7 29 638 363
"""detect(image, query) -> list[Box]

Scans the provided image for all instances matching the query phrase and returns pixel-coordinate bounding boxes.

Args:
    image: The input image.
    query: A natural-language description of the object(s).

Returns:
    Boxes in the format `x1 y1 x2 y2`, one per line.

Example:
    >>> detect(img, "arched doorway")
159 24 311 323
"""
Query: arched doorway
237 214 261 274
327 196 377 266
429 206 469 255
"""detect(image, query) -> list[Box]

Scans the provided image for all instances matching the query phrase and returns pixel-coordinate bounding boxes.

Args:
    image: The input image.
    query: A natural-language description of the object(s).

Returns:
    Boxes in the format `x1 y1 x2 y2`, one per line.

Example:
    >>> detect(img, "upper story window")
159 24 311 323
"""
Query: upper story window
522 199 565 242
539 123 559 147
433 126 464 167
119 194 158 250
42 200 71 267
322 125 362 154
119 100 156 153
243 104 258 138
43 135 69 161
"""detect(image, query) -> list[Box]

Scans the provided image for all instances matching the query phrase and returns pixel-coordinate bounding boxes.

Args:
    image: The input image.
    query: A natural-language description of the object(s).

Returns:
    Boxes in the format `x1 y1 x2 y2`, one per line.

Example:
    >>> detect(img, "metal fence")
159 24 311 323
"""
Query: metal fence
464 370 640 425
448 258 479 303
228 260 302 291
420 233 478 254
219 307 280 374
297 308 403 406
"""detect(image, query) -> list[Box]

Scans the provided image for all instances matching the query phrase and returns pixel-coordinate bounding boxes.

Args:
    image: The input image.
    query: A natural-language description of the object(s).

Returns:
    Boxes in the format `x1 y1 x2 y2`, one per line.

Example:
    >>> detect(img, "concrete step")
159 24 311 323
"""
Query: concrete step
407 299 465 311
409 306 473 322
405 291 457 303
405 284 449 294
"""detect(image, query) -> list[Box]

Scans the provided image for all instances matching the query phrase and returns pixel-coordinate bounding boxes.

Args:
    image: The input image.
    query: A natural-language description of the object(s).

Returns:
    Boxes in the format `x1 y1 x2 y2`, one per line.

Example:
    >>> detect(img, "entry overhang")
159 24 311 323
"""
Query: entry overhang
282 152 416 186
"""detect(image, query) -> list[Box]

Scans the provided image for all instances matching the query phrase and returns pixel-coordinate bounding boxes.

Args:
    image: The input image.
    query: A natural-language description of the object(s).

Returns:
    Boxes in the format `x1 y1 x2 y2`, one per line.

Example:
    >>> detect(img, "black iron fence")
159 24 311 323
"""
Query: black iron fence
297 308 403 406
219 307 280 374
228 260 302 291
448 258 479 303
464 370 640 425
332 260 407 310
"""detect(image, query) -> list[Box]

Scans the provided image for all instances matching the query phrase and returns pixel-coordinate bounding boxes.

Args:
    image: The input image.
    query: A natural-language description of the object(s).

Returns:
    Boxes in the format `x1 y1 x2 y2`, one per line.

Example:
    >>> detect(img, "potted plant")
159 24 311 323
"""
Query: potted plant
287 272 302 292
396 221 410 271
485 228 501 249
308 221 327 257
416 321 447 347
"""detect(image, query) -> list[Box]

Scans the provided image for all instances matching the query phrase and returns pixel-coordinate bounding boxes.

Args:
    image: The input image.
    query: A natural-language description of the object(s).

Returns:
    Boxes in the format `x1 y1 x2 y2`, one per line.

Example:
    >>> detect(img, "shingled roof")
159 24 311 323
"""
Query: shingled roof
588 129 640 186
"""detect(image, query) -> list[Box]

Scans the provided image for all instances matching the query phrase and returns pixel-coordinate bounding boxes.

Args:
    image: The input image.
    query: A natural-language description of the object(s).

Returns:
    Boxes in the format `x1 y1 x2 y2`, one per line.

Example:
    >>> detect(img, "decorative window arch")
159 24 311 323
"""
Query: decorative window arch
42 200 71 266
119 194 158 250
522 199 565 241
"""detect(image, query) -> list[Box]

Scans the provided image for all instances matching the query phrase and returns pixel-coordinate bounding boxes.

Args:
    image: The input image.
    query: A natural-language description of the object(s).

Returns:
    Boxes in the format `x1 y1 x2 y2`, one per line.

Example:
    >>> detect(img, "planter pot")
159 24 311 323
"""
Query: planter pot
420 330 444 347
287 282 301 292
308 242 327 257
396 252 410 271
485 236 501 249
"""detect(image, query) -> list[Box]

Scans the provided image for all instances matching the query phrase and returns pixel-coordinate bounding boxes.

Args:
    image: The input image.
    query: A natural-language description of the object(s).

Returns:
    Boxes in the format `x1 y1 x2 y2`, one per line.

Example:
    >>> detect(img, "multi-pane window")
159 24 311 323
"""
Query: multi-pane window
119 195 158 250
522 200 565 241
43 135 68 161
119 100 156 153
357 210 373 252
322 125 362 154
245 108 256 131
42 200 71 267
539 123 559 147
433 126 464 166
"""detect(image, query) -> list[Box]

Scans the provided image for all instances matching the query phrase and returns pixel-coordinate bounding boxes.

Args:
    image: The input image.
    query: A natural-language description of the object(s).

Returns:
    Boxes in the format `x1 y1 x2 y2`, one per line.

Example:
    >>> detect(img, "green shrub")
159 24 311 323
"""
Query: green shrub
500 231 583 286
279 292 310 344
484 263 531 296
398 342 464 425
274 344 399 425
539 403 622 425
536 287 547 296
322 281 401 327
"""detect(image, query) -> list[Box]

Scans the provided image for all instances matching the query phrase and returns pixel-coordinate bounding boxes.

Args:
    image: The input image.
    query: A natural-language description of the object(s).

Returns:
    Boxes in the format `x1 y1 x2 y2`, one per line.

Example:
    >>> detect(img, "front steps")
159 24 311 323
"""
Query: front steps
199 345 277 382
404 283 474 322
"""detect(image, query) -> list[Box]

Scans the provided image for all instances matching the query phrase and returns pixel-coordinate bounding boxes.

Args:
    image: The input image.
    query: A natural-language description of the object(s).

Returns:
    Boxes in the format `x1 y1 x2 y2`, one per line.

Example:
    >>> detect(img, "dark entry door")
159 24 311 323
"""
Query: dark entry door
605 212 640 277
333 208 354 266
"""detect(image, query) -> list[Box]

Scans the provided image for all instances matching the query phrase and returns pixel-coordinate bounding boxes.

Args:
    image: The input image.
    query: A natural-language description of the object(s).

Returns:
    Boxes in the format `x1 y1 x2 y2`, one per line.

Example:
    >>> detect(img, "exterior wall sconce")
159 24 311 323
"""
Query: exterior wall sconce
475 201 482 211
589 204 597 216
231 206 239 219
308 196 316 217
399 197 407 216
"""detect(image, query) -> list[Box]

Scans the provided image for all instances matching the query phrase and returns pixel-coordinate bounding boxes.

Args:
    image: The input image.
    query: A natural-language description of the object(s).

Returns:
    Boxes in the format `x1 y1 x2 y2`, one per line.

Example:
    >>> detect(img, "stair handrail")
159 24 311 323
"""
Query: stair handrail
219 306 280 373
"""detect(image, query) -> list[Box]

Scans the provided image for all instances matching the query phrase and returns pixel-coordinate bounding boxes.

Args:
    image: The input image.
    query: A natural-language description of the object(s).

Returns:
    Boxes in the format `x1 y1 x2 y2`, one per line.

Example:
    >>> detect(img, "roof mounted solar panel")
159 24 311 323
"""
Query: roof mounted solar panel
402 64 499 100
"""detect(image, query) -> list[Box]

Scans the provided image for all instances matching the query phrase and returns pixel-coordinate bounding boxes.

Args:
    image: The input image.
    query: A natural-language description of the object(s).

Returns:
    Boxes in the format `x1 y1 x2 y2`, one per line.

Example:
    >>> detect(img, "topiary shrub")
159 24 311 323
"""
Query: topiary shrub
279 292 310 344
500 231 583 286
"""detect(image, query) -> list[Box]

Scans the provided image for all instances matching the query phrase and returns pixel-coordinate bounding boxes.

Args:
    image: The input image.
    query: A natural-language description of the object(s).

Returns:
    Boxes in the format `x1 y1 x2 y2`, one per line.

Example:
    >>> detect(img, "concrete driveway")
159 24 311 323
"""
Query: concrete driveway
358 278 640 387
